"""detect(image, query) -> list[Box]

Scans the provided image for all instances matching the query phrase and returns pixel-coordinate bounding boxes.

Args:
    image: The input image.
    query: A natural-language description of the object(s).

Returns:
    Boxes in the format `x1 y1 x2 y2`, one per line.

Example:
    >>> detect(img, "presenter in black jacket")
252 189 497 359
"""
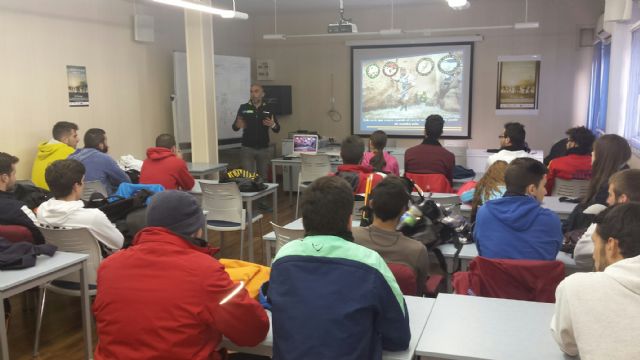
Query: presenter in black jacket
232 84 280 208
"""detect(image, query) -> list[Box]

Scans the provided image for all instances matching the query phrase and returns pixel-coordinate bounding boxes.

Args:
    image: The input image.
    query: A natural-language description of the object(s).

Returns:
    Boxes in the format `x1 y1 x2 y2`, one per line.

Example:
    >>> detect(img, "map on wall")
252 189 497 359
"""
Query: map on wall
172 52 250 147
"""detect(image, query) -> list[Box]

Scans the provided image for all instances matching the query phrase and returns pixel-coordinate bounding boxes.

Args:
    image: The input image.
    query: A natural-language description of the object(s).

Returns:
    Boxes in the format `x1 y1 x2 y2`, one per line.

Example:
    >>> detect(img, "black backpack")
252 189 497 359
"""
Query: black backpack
13 183 52 210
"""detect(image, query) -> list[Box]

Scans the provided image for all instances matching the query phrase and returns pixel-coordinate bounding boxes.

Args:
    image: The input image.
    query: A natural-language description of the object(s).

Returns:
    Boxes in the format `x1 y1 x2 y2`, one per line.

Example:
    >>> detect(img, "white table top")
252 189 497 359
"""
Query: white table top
191 180 278 196
416 294 570 360
435 243 578 269
460 195 577 216
0 252 88 292
187 162 227 172
222 295 435 360
263 219 360 241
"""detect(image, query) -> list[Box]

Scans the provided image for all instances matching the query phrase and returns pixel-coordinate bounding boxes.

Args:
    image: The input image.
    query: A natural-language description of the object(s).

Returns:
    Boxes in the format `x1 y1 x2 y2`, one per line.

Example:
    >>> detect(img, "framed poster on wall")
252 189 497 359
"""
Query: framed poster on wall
496 55 540 115
67 65 89 107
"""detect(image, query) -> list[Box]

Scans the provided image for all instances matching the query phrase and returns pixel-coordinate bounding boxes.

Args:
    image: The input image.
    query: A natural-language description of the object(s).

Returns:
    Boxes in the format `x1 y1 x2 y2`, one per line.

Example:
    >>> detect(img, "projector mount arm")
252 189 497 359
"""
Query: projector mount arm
337 0 352 25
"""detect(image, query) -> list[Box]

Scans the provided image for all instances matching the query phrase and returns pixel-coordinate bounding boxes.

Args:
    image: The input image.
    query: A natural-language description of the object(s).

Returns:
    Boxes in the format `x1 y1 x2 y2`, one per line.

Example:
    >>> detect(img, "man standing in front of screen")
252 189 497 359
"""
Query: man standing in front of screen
232 84 280 210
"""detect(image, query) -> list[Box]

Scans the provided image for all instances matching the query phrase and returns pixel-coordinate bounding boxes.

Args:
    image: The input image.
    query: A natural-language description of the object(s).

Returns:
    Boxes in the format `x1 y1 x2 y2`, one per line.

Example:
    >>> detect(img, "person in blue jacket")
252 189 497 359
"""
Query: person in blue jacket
69 128 130 195
474 157 563 260
269 176 410 360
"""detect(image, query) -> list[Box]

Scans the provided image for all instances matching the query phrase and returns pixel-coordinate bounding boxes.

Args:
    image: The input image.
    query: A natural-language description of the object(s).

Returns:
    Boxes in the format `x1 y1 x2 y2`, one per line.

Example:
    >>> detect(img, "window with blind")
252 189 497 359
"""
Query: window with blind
625 25 640 150
587 40 611 136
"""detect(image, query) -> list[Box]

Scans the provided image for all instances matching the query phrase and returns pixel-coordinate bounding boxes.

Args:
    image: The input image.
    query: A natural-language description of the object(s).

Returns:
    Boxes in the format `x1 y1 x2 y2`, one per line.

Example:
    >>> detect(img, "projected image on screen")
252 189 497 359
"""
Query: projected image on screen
352 43 473 138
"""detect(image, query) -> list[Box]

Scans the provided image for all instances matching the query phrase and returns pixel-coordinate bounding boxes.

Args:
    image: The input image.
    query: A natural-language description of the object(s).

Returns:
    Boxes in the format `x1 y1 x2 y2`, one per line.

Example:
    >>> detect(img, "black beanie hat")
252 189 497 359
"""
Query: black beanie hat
146 190 205 238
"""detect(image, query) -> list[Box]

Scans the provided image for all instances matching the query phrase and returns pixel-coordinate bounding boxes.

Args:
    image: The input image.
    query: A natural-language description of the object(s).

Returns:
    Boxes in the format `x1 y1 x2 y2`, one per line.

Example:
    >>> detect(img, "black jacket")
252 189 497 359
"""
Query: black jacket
232 101 280 149
0 191 45 244
0 237 56 270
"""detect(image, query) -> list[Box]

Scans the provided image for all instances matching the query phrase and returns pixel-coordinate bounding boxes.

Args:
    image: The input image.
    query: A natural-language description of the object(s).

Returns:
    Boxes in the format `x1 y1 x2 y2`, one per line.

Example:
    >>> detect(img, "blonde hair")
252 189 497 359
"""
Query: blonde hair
470 160 508 222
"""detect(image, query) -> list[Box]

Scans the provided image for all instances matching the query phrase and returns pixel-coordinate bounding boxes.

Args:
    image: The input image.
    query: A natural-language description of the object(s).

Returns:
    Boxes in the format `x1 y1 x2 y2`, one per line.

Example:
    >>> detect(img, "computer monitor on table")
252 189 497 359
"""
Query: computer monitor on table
292 134 319 156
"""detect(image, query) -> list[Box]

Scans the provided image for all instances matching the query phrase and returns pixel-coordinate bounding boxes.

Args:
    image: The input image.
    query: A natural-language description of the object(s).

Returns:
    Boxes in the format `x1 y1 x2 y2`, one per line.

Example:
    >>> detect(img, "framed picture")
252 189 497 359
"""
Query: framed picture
496 55 541 114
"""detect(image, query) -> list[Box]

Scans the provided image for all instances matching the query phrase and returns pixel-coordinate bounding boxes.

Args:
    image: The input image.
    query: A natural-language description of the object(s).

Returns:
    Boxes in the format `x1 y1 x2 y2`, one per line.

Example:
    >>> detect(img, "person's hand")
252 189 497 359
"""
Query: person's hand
235 116 246 129
262 115 275 128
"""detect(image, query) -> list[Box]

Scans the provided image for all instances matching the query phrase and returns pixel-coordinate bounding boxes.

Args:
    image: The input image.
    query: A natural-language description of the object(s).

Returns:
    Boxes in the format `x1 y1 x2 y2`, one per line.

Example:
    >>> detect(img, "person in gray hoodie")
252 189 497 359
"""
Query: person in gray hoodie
69 128 130 195
551 202 640 359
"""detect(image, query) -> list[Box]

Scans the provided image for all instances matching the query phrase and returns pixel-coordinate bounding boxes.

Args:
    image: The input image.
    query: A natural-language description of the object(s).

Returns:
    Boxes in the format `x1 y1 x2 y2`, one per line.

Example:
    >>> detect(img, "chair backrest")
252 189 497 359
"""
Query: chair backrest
0 225 34 243
199 182 244 224
551 178 590 198
299 154 331 184
386 262 418 296
82 180 108 201
352 200 365 221
405 172 453 193
271 222 305 253
451 256 565 303
37 226 101 286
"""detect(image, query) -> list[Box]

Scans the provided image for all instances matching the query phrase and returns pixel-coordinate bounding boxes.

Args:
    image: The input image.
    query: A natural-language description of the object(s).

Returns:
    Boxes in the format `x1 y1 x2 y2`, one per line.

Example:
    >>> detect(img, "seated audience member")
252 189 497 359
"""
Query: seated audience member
336 135 384 194
474 158 562 260
545 126 595 194
466 160 508 223
69 128 130 195
140 133 195 190
31 121 79 190
544 138 569 165
487 122 532 167
404 114 455 183
573 169 640 269
564 134 631 232
352 176 429 294
551 203 640 359
269 176 410 360
0 153 44 244
361 130 400 176
37 159 123 253
93 191 269 360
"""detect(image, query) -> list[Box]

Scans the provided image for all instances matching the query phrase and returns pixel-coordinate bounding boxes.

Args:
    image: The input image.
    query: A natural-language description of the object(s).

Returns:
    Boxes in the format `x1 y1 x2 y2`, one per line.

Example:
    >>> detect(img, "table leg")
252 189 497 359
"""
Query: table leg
79 261 93 360
289 165 293 204
271 163 276 185
265 242 272 266
273 188 278 224
247 200 254 263
0 296 8 360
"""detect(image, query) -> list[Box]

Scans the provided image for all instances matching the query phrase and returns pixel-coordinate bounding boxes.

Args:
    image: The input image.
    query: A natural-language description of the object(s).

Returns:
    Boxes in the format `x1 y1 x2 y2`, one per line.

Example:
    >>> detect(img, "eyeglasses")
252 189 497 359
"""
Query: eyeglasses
498 135 506 139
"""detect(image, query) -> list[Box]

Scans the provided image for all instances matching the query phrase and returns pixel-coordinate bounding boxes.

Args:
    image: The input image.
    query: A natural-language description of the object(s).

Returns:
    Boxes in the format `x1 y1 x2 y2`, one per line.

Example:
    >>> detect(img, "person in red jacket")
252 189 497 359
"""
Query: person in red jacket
139 133 195 190
92 190 269 360
545 126 595 194
335 135 384 194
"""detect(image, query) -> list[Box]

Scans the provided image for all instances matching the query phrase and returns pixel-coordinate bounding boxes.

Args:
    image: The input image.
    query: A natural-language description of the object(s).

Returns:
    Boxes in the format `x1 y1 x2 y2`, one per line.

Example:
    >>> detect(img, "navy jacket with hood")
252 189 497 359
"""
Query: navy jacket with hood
474 195 563 260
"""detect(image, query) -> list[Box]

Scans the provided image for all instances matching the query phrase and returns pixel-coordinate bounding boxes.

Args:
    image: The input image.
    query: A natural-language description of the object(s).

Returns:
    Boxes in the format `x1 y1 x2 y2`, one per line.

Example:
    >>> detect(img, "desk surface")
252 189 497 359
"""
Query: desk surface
221 295 435 360
435 243 578 269
416 294 571 360
460 195 577 216
187 162 227 173
264 219 360 241
191 180 278 196
0 252 88 292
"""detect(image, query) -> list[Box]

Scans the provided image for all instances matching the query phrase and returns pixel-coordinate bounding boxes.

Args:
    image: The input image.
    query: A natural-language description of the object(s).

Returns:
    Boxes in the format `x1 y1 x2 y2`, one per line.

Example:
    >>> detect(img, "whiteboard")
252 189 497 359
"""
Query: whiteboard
172 51 250 147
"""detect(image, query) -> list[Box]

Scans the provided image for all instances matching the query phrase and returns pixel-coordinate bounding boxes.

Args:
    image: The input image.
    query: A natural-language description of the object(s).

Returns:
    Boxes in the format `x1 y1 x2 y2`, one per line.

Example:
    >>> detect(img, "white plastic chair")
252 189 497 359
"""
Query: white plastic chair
34 226 101 357
270 221 305 257
200 182 263 260
295 154 331 219
81 180 107 201
551 178 590 198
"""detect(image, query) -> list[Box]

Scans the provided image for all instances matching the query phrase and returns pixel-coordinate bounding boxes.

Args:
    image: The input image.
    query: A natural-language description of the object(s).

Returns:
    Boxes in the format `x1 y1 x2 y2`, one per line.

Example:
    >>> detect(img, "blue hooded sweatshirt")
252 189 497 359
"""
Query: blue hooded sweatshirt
474 195 563 260
69 148 131 195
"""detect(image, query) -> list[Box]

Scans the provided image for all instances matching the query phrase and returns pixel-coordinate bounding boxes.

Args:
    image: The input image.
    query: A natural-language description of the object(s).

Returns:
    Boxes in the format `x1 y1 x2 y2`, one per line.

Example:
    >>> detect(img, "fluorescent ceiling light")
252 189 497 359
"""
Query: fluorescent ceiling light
153 0 248 20
263 34 286 40
514 22 539 29
447 0 470 10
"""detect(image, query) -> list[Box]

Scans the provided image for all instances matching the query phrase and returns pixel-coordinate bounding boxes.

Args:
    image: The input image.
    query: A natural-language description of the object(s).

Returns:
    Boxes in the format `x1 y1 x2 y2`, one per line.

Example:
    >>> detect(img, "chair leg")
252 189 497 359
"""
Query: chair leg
239 229 245 260
33 286 47 357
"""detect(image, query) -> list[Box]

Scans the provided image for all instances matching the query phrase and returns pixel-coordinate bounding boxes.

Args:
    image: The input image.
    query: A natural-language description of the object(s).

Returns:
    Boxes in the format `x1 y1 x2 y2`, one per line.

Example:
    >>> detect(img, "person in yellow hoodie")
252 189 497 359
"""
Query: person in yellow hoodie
31 121 79 190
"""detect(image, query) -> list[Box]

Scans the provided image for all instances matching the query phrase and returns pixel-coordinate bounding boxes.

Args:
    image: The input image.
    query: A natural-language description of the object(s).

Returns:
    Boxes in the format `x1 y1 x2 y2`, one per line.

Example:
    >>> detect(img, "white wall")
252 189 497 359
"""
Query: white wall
0 0 254 177
605 0 640 168
250 0 603 156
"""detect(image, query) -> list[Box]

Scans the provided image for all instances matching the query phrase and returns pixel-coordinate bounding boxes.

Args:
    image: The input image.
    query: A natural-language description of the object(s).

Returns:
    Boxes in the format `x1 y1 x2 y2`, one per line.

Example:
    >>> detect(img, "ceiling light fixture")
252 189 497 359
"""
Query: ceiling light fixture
447 0 470 10
153 0 248 20
262 0 286 40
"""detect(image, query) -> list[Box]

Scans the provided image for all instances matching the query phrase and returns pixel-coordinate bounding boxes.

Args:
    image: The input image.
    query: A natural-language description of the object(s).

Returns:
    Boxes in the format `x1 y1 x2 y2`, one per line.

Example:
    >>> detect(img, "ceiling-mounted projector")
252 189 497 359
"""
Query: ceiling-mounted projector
328 0 358 33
